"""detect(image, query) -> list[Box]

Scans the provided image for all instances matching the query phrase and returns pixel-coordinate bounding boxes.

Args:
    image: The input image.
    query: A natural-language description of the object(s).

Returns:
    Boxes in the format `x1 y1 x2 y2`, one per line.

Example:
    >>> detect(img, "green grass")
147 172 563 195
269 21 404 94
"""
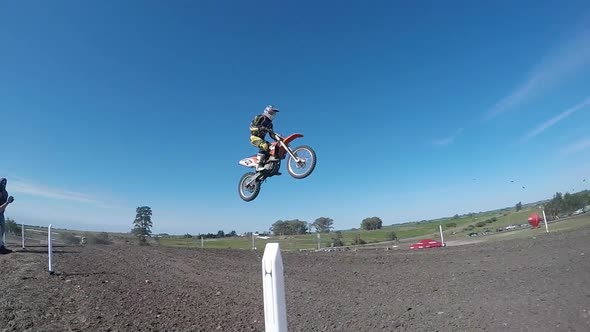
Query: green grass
480 213 590 242
155 208 552 251
156 213 509 251
16 200 581 252
159 234 321 251
123 212 590 251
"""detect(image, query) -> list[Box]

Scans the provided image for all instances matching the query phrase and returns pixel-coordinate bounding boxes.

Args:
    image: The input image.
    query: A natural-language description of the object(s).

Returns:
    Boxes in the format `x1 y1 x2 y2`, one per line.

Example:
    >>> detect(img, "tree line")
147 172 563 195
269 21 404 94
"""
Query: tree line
182 230 240 239
269 216 384 236
544 190 590 218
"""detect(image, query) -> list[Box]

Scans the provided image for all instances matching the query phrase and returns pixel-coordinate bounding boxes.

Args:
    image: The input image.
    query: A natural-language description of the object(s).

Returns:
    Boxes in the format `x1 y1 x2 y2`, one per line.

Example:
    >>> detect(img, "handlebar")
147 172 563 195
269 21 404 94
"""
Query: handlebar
269 130 283 141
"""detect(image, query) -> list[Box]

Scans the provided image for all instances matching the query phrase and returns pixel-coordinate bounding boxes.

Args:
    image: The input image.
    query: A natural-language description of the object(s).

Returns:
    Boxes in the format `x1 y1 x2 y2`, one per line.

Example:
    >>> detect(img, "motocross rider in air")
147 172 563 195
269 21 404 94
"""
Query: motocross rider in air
250 105 280 174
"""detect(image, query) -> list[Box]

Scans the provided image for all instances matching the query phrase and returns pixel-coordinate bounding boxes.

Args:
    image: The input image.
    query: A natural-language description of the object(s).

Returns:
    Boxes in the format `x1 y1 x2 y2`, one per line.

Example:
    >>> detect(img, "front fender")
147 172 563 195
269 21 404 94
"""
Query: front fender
282 133 304 145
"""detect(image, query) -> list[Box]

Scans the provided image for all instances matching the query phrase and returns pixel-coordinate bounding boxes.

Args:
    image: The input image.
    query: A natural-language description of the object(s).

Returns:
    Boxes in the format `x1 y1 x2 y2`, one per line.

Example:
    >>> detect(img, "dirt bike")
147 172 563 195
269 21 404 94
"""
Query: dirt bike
238 132 317 202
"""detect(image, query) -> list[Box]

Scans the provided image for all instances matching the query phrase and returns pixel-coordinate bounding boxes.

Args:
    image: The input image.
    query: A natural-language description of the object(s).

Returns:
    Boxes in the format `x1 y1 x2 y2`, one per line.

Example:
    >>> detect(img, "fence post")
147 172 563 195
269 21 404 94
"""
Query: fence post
21 223 25 249
542 209 549 233
317 233 320 250
48 224 54 275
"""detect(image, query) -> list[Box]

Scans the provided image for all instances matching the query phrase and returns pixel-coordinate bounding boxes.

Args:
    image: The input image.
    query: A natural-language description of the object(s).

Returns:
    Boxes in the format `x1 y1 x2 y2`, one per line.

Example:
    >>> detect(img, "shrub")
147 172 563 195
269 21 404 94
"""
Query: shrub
329 238 344 247
351 235 366 246
330 231 344 247
476 221 487 227
59 232 81 245
387 231 398 241
85 232 112 245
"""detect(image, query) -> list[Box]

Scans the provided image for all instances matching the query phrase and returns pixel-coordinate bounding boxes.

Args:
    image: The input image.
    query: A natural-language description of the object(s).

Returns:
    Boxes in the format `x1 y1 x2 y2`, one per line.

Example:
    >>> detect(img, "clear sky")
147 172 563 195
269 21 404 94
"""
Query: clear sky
1 0 589 235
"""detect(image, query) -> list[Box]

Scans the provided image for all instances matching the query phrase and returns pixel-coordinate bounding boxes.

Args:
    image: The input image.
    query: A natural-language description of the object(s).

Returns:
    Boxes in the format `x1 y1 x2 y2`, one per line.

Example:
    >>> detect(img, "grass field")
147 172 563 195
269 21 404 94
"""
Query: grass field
154 205 569 251
7 203 585 252
485 213 590 242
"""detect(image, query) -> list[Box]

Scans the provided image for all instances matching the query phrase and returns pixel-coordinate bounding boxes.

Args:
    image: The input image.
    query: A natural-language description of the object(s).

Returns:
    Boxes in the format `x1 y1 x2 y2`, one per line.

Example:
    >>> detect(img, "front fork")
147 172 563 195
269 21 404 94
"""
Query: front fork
280 141 301 163
245 173 262 187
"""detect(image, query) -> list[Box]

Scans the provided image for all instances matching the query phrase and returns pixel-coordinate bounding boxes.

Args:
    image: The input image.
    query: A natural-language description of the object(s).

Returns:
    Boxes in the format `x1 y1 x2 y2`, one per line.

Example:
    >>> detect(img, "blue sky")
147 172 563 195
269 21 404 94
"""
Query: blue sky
1 0 589 235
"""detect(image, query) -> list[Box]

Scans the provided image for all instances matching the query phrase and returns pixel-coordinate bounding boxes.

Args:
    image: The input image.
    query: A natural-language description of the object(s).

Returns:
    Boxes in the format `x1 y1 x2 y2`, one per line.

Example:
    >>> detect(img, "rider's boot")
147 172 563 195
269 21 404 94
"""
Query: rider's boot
256 153 267 172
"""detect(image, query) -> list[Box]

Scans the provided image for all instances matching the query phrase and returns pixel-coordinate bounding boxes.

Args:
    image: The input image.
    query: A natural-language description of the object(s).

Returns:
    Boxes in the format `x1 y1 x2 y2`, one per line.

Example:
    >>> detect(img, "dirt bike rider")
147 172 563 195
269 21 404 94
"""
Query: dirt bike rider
250 105 281 174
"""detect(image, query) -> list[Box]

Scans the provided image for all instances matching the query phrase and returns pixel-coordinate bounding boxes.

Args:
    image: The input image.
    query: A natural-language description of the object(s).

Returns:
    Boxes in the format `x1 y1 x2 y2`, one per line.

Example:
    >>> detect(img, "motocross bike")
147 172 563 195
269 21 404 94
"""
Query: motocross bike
238 132 316 202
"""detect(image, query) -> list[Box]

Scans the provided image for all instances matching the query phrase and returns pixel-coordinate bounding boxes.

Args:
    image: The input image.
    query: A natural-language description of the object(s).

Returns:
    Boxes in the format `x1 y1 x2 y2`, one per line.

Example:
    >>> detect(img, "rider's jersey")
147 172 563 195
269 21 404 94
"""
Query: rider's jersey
250 114 274 139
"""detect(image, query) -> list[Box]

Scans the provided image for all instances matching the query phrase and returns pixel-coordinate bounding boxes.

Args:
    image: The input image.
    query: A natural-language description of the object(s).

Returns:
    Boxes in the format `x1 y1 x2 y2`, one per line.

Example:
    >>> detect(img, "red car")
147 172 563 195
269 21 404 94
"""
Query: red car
409 239 444 250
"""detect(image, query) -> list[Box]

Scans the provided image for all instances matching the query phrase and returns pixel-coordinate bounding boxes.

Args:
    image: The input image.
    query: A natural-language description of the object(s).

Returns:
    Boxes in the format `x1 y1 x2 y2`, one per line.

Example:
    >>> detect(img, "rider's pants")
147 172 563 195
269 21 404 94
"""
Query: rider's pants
250 136 270 156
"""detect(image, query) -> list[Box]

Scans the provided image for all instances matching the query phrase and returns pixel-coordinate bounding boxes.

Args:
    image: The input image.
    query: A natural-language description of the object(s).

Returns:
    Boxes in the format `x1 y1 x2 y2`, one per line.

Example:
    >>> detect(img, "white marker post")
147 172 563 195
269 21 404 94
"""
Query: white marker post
252 233 255 250
21 223 25 249
439 225 445 246
542 210 549 233
317 233 321 250
200 236 204 249
262 243 288 332
48 224 54 275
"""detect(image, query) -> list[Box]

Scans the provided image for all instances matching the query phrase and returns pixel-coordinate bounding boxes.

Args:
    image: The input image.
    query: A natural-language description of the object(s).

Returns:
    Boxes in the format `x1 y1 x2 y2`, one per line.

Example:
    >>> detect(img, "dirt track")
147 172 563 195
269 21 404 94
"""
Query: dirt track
1 224 590 332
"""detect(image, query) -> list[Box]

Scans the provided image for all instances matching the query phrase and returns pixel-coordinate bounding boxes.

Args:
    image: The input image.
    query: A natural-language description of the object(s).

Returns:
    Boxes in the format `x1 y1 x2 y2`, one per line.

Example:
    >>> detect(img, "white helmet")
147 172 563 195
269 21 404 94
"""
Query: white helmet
263 105 279 120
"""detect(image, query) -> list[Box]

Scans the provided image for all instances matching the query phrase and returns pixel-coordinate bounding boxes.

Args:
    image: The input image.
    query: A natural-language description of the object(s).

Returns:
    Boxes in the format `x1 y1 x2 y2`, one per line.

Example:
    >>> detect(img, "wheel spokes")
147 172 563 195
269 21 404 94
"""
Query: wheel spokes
289 149 313 174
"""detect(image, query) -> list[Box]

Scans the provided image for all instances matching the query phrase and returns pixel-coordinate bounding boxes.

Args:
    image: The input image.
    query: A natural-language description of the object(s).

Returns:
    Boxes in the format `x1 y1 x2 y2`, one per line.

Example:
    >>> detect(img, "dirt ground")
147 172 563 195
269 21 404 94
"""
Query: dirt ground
1 224 589 332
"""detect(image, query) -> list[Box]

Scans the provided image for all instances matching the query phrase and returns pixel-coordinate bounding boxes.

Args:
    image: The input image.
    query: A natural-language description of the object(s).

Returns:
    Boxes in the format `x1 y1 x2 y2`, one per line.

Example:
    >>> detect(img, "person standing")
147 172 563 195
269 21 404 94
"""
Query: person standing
0 178 15 254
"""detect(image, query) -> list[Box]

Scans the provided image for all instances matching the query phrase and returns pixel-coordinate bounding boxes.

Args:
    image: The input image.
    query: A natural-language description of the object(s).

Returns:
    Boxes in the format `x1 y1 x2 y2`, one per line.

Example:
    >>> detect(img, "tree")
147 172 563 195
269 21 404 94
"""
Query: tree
515 201 522 212
446 222 457 228
543 191 589 217
270 219 308 236
361 217 383 230
132 206 153 245
312 217 334 233
217 230 225 238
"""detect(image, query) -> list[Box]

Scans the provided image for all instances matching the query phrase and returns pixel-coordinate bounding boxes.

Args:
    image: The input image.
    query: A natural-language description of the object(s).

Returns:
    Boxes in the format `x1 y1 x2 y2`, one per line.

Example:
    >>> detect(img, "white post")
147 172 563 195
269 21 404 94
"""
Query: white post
48 224 54 275
542 210 549 233
317 233 321 250
252 233 255 250
21 223 25 249
200 236 204 249
439 225 445 246
262 243 288 332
